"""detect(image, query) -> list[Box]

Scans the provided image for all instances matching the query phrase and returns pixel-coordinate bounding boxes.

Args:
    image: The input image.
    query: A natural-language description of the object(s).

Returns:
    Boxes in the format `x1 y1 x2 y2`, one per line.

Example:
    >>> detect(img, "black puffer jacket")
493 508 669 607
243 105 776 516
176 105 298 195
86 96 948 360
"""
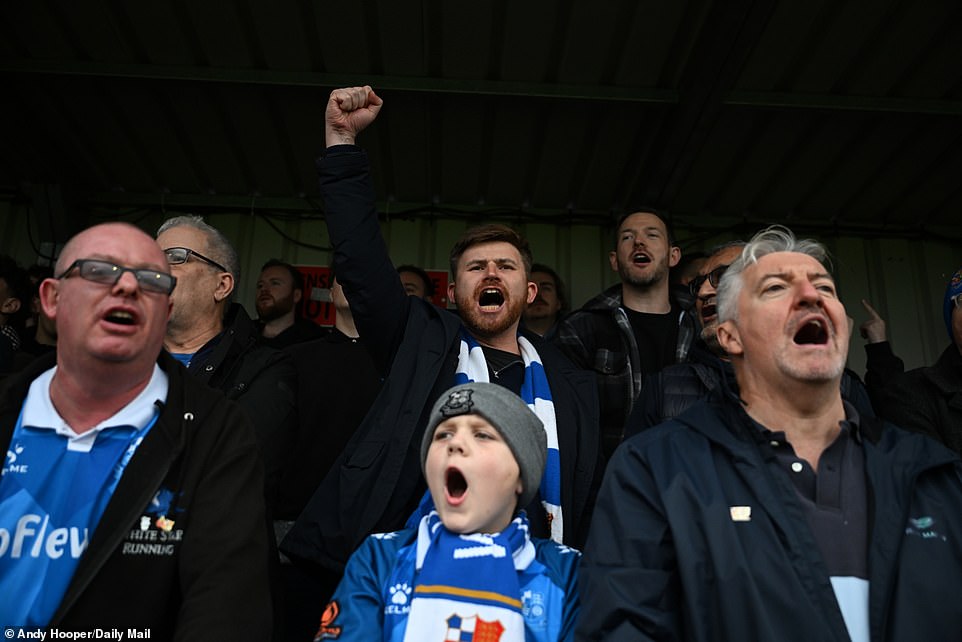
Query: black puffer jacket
626 339 875 437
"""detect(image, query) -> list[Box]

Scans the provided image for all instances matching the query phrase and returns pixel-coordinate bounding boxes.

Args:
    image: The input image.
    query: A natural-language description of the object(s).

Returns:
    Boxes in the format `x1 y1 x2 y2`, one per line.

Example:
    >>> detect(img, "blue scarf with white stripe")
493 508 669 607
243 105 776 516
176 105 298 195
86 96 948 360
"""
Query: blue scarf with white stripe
402 511 532 642
454 330 563 542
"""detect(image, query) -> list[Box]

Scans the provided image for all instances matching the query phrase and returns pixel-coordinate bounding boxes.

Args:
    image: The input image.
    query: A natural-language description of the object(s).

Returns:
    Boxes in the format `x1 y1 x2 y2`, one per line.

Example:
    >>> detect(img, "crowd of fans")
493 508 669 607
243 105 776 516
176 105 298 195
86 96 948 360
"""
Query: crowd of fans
1 84 960 641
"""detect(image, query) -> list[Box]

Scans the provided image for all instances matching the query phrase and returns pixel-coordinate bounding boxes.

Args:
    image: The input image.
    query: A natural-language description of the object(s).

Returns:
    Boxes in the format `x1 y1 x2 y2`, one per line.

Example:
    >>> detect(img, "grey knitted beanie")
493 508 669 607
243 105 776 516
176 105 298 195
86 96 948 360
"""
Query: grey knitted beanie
420 382 546 509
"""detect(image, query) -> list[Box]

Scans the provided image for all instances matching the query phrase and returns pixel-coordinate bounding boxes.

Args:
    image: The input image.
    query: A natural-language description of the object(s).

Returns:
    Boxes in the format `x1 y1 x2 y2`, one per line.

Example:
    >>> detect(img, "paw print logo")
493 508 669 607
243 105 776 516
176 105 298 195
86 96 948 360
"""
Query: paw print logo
6 443 24 465
389 583 412 605
555 544 580 556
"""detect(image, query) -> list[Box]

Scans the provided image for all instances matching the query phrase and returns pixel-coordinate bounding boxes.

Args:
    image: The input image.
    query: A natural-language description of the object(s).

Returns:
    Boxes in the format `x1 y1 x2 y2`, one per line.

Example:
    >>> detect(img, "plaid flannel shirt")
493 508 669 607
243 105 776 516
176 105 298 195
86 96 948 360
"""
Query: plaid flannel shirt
552 284 694 457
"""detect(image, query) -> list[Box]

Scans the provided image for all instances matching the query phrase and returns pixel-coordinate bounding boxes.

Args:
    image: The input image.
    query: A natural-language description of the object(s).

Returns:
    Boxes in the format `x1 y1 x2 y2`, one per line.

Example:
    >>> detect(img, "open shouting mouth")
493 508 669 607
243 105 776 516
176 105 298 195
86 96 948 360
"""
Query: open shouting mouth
445 467 468 505
478 287 505 311
793 318 829 345
104 307 138 327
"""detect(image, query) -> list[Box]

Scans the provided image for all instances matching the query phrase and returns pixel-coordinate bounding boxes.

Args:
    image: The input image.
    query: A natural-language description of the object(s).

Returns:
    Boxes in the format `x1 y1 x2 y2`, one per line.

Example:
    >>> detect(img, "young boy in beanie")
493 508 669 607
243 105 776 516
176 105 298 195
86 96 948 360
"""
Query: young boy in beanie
313 382 580 642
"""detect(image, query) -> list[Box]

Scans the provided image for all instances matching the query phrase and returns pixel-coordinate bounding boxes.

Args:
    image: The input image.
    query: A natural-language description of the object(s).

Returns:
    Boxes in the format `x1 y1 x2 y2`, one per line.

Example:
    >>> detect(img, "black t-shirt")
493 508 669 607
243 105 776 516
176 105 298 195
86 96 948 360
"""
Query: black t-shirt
624 305 679 373
480 344 524 394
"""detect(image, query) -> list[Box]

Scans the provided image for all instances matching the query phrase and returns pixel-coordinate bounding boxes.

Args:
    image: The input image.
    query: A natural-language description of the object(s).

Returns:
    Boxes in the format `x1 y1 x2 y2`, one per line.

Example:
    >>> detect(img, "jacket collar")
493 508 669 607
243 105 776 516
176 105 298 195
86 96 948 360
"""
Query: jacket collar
676 379 958 476
581 283 624 312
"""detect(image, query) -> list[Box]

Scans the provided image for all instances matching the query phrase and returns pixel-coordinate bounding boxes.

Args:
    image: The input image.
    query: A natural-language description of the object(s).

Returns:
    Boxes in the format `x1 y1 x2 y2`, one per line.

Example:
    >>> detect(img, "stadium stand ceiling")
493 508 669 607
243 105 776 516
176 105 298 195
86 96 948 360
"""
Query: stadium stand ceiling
1 0 960 243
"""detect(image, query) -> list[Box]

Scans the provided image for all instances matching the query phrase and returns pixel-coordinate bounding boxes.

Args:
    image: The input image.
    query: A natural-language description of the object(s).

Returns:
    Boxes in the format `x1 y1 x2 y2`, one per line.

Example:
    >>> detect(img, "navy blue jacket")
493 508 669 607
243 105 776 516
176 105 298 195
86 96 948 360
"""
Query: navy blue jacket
579 387 962 641
282 147 601 572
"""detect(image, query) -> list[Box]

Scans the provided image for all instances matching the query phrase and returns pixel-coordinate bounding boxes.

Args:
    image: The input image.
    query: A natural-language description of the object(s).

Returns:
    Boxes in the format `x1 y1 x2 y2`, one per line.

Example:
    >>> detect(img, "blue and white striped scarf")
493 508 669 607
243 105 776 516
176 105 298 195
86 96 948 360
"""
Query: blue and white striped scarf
402 511 533 642
454 330 563 543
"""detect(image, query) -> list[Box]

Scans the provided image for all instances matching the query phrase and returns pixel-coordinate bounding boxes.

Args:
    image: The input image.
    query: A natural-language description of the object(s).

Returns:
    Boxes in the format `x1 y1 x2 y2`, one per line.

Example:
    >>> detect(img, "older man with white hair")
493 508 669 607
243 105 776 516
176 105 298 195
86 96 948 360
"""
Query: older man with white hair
578 226 962 641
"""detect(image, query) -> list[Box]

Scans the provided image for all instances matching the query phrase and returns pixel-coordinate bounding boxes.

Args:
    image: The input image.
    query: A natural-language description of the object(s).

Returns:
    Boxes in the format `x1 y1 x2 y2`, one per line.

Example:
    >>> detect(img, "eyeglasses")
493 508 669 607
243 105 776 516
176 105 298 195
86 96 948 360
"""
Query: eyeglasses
689 265 730 297
57 259 177 295
164 247 228 273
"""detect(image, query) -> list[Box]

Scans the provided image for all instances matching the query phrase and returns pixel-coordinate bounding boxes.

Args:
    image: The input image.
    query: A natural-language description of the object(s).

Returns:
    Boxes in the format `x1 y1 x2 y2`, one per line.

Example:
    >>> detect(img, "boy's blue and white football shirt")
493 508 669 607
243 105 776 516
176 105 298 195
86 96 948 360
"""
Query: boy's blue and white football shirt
0 364 168 627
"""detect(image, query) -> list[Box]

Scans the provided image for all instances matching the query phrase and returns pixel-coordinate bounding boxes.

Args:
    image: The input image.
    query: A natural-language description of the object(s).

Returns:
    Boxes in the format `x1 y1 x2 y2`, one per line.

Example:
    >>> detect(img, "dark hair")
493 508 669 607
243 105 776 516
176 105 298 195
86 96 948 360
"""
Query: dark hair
26 264 54 289
669 251 707 287
260 259 304 292
449 224 533 277
397 264 435 297
0 255 31 329
530 263 569 314
613 208 675 247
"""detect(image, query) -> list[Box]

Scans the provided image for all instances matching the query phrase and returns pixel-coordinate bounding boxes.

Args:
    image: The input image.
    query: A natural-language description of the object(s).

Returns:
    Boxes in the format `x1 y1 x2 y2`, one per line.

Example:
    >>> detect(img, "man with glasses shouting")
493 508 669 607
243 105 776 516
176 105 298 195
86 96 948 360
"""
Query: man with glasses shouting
626 241 744 432
0 222 271 635
156 215 296 514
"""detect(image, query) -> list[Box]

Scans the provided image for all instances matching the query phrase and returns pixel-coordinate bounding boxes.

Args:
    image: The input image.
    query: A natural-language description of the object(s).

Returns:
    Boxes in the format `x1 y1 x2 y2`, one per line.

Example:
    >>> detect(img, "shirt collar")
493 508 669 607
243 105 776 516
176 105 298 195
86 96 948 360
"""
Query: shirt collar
747 398 862 444
22 364 169 449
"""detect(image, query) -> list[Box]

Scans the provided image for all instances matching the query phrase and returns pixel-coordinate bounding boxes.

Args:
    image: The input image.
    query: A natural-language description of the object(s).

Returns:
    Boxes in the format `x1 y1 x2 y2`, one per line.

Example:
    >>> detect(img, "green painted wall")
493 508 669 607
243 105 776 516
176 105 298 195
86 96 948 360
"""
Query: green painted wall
1 204 958 378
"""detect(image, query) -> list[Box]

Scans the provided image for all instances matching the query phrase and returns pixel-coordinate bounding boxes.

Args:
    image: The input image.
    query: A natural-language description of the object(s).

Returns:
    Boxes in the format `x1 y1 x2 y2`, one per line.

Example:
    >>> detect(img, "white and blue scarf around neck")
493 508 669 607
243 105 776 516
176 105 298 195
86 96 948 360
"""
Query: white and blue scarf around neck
402 511 534 642
454 329 563 543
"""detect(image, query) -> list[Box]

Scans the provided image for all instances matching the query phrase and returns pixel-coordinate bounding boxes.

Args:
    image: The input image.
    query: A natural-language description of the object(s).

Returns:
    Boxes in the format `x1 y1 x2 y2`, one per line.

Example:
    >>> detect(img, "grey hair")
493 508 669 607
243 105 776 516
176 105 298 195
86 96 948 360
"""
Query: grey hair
157 215 240 282
715 226 830 323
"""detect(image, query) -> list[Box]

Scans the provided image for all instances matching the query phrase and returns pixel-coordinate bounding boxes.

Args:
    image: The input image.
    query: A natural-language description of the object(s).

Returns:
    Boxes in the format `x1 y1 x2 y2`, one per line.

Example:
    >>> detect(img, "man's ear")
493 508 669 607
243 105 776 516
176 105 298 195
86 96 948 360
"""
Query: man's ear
213 272 235 303
447 281 456 306
526 280 537 305
293 288 303 305
668 246 682 269
38 279 59 322
717 320 743 357
0 297 21 316
608 250 619 273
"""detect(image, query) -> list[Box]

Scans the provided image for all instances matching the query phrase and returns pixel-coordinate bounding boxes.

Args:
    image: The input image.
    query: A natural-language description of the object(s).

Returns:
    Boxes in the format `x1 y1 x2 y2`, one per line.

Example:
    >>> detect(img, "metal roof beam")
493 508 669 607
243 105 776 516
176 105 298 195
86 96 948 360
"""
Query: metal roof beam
726 91 962 116
0 59 677 104
8 59 960 115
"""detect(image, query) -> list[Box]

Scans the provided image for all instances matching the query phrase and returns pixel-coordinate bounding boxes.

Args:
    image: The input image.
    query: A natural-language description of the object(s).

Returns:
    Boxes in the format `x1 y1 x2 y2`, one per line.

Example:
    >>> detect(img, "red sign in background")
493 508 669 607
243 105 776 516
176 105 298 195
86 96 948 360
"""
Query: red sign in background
295 266 450 326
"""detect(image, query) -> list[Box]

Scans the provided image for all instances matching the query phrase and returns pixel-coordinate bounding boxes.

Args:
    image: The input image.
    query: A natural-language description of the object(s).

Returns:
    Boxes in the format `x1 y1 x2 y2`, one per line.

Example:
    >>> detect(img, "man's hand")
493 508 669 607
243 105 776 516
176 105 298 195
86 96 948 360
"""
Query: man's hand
325 85 383 147
859 299 888 343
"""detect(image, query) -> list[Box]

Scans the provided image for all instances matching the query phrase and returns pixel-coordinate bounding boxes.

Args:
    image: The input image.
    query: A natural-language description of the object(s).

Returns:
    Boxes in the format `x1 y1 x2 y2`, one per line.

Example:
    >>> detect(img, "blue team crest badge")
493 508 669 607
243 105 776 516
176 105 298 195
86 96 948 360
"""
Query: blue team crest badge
147 487 176 516
522 590 546 626
144 487 180 532
444 614 504 642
